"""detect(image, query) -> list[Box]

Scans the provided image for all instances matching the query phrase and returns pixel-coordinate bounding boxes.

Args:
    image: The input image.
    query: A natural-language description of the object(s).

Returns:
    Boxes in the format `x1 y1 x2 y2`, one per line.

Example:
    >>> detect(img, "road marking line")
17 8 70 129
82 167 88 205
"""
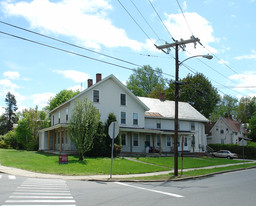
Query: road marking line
0 174 2 179
8 175 16 179
10 196 73 199
115 182 184 198
2 205 76 206
6 200 76 203
13 192 71 195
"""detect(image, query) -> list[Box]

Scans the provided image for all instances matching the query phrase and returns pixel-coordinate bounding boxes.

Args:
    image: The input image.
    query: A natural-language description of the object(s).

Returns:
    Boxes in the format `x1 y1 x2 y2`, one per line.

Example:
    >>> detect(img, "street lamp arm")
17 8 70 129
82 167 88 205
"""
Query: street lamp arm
179 54 213 65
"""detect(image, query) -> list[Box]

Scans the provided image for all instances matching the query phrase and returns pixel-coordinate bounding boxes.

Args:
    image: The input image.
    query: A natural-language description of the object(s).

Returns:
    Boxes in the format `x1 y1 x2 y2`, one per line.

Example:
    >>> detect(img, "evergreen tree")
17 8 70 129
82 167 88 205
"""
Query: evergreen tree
5 92 18 132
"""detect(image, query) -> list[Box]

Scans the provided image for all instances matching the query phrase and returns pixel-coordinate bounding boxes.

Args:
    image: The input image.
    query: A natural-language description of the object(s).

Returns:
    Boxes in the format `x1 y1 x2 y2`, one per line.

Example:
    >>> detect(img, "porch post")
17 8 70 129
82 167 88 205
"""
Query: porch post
130 132 133 153
60 128 62 153
192 135 195 152
48 131 50 150
159 134 162 154
53 131 56 151
152 134 155 152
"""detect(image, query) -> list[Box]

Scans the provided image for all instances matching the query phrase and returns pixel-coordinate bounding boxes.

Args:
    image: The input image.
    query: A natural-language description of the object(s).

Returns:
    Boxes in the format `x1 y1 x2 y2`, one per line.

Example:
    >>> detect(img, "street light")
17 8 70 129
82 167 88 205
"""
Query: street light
173 53 213 176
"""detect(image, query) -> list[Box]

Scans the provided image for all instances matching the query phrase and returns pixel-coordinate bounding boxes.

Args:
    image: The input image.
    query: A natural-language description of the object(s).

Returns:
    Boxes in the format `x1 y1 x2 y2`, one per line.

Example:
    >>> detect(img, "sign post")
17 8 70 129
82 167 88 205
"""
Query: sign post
108 121 119 179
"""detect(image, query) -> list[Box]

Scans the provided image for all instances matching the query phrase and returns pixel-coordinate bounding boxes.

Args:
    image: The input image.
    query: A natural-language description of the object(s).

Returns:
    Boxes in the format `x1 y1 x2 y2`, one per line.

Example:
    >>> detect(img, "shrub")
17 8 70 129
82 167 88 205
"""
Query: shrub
4 130 19 149
0 140 8 149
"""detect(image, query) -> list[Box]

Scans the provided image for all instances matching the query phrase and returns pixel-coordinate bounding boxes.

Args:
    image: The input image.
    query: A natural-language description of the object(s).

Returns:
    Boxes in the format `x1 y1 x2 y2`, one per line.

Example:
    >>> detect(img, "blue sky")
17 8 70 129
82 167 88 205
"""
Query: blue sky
0 0 256 114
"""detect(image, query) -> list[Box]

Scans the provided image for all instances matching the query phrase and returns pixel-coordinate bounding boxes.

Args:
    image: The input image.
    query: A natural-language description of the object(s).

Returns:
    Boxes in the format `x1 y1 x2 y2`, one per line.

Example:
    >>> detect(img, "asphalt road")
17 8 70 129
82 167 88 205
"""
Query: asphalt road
1 168 256 206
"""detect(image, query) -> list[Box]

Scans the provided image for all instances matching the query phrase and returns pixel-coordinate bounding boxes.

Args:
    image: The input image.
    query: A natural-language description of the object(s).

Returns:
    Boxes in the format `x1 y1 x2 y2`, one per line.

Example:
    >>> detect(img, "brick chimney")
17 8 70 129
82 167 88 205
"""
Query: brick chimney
88 79 93 88
96 73 102 83
160 93 166 101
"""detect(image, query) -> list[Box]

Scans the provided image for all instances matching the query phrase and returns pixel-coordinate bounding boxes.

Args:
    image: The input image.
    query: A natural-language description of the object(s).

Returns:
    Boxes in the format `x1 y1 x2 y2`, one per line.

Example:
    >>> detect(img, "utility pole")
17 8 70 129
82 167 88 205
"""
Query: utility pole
155 36 200 176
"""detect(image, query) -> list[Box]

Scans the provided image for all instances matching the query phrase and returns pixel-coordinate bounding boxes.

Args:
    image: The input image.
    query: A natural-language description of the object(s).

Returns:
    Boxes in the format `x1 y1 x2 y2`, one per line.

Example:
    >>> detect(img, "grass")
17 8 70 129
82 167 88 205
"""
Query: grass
0 149 168 175
123 163 256 181
0 149 253 176
136 156 247 169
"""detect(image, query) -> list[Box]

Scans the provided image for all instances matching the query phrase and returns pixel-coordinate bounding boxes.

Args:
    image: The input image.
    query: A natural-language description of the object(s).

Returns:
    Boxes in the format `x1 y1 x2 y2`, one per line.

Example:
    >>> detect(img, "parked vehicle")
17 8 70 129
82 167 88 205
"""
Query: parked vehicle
212 150 238 159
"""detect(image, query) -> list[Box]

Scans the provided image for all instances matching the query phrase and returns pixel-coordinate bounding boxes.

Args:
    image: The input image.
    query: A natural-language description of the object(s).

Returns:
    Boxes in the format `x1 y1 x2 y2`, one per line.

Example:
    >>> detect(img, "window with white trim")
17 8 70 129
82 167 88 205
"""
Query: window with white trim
133 133 139 146
120 93 126 106
133 113 138 125
66 107 68 122
52 115 54 125
121 112 126 124
93 90 99 103
167 135 171 146
58 111 60 124
121 133 126 146
191 122 195 131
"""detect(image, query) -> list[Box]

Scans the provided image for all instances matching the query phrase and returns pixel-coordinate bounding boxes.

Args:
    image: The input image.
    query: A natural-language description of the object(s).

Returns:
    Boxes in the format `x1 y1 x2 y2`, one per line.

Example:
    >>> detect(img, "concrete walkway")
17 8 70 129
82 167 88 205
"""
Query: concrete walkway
1 160 255 181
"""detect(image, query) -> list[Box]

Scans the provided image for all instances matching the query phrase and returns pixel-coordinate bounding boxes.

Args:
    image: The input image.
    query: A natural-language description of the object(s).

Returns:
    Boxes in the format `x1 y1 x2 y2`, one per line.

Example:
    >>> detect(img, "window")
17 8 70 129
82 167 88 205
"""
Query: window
58 111 60 124
184 137 188 146
167 135 171 146
66 107 68 122
145 135 150 147
121 112 126 124
157 123 161 129
133 133 139 146
220 129 224 134
52 115 54 125
157 135 160 146
120 93 126 106
133 113 138 125
121 134 126 146
191 122 195 131
93 90 99 103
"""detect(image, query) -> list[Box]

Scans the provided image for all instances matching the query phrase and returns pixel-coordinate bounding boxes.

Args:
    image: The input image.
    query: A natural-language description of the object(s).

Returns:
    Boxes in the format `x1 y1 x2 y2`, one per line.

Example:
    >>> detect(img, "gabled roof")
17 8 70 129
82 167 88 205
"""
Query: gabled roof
50 74 149 113
138 97 209 122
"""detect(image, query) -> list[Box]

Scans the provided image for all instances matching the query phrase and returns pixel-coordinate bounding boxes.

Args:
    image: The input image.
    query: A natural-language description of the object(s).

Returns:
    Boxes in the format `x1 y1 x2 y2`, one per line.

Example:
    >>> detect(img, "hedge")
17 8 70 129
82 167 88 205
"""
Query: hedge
209 144 256 159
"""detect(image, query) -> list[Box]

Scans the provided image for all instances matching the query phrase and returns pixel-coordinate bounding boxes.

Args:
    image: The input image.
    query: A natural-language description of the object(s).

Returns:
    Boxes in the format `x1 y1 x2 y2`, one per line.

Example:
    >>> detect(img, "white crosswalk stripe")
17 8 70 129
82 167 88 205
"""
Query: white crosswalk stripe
2 178 76 206
0 174 16 180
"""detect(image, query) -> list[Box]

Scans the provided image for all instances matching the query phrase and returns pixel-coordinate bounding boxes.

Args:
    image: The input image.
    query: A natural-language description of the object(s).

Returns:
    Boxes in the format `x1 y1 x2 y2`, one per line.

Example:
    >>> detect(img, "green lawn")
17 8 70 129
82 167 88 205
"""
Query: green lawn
0 149 251 176
0 149 168 175
136 156 247 169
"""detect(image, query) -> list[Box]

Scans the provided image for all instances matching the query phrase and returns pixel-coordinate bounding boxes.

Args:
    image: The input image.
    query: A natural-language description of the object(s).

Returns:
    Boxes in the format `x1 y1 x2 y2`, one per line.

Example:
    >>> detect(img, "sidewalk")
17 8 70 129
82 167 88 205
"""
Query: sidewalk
1 160 255 181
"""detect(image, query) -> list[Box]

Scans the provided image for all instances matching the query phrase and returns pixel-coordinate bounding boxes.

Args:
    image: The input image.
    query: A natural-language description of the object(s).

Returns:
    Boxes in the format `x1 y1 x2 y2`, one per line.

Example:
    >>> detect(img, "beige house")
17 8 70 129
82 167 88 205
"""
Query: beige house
39 73 209 154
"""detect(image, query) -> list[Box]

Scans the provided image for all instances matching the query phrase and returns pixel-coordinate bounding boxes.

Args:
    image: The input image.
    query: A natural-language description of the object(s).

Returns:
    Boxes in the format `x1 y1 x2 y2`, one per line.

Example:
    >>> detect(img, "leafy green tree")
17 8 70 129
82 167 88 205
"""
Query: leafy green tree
210 95 238 122
237 97 256 123
85 122 107 157
16 107 48 150
167 73 220 118
5 92 18 132
127 65 167 97
4 130 19 149
68 98 100 160
104 113 121 157
0 114 8 135
47 89 80 112
249 112 256 142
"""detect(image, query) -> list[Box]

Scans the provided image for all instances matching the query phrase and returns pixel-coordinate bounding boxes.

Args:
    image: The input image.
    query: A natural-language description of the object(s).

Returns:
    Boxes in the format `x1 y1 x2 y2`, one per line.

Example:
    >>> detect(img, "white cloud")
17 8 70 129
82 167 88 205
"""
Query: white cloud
32 92 56 108
1 0 143 51
218 59 229 65
3 71 20 80
229 72 256 92
68 84 85 92
234 54 256 60
53 70 89 83
163 12 217 56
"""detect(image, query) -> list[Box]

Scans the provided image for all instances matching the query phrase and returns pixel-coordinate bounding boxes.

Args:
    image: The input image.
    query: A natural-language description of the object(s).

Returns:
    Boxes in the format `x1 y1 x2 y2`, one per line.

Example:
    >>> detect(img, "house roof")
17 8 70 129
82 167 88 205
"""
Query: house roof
50 74 149 113
138 97 209 122
222 117 248 134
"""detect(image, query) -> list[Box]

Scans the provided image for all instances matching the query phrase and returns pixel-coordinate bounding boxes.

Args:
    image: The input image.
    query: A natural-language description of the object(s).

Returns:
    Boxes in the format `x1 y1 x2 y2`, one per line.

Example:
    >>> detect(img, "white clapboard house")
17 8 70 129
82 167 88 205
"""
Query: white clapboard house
39 74 209 154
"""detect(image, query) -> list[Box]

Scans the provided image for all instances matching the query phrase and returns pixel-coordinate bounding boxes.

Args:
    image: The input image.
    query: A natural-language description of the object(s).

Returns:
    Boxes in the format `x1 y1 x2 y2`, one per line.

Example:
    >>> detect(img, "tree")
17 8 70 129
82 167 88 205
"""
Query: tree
167 73 220 118
209 95 238 122
126 65 167 97
68 98 100 160
249 112 256 142
47 89 80 112
104 113 120 157
237 97 256 123
5 92 18 132
0 114 8 135
15 107 48 150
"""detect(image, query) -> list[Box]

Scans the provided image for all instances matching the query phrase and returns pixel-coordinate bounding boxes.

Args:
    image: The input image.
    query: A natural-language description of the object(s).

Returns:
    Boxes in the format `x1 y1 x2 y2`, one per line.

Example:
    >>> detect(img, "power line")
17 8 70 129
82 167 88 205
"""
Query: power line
147 0 176 42
0 20 142 68
0 30 175 79
175 0 194 36
117 0 155 45
130 0 161 41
